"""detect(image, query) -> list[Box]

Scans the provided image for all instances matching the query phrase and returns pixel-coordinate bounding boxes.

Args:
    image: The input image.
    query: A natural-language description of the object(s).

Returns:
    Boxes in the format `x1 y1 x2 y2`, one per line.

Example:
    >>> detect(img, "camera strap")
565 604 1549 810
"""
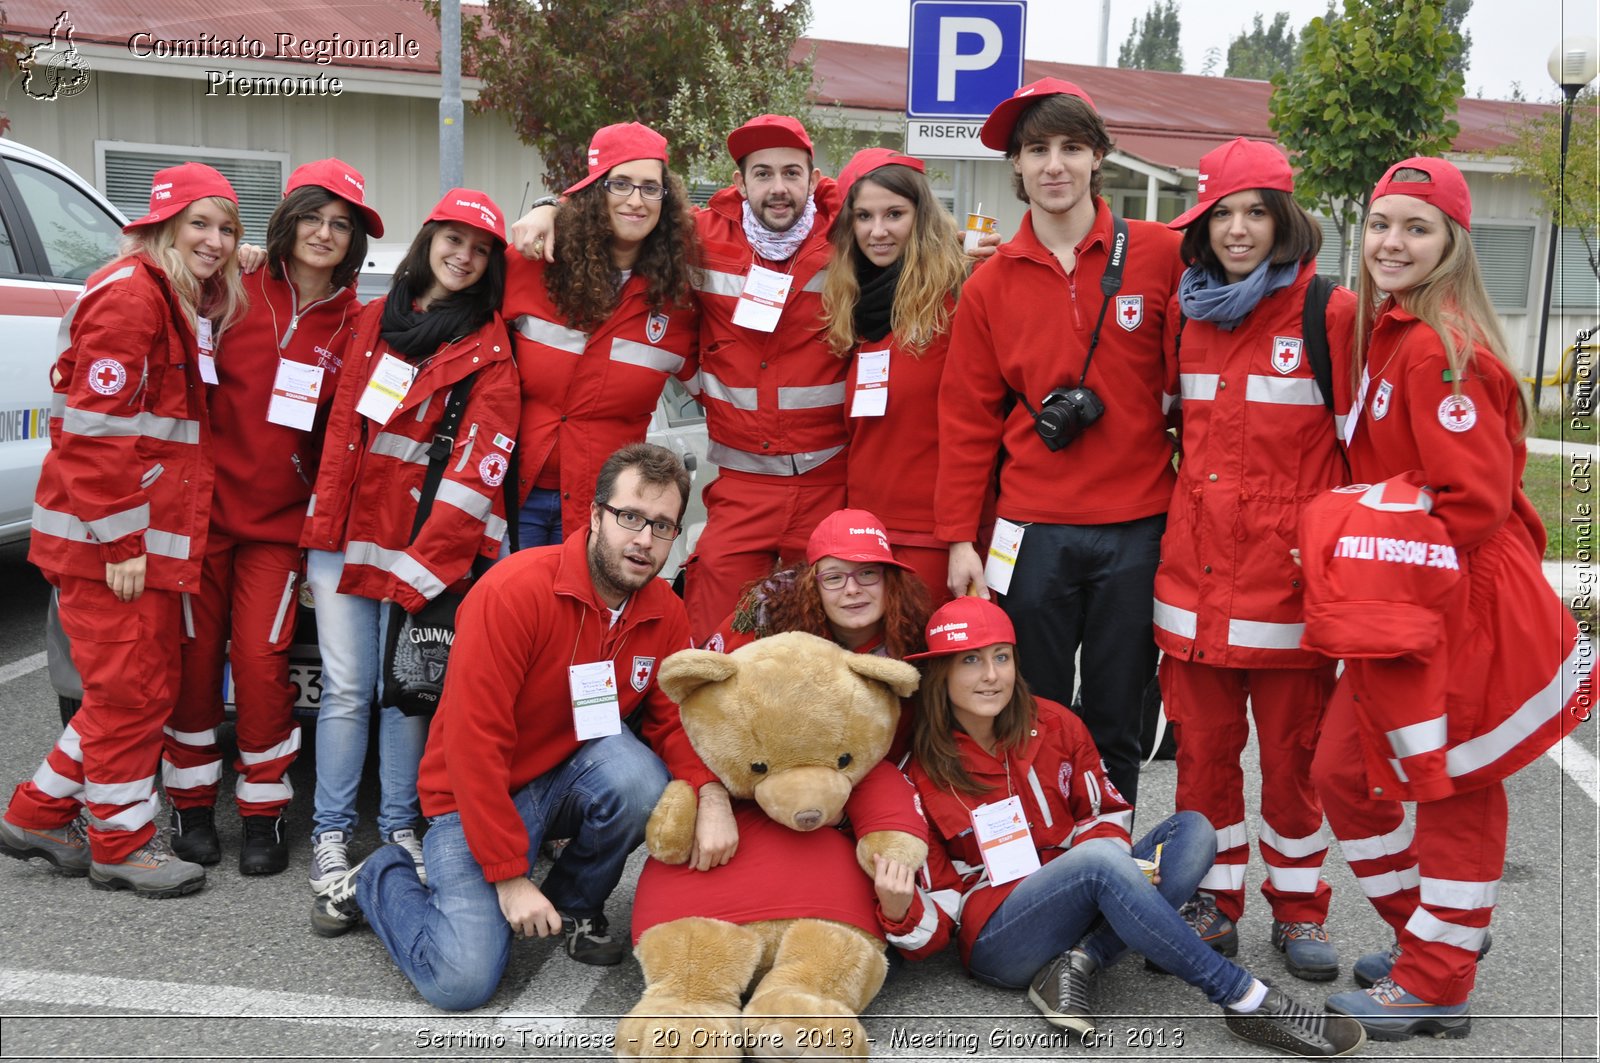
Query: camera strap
1076 213 1129 388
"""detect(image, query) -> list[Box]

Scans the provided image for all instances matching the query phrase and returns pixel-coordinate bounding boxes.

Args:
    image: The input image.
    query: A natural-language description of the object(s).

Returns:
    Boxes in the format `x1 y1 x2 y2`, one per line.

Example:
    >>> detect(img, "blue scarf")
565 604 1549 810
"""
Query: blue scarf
1178 259 1300 331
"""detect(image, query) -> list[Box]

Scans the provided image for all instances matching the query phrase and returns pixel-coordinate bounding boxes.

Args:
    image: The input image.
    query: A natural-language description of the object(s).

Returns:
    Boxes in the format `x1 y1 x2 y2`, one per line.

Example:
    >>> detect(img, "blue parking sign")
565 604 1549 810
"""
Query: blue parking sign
907 1 1026 120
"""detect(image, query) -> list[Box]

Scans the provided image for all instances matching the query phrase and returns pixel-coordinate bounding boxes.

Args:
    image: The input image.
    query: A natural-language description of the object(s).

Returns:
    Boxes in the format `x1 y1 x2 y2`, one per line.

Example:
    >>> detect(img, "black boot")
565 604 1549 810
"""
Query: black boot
169 805 221 866
240 815 288 875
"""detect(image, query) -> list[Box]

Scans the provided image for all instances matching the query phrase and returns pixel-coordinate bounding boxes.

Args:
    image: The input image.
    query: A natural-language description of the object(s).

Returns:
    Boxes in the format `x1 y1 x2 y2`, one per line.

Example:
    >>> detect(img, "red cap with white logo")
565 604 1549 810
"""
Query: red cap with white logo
1168 138 1293 230
837 147 927 198
805 508 910 569
123 162 238 233
564 122 670 196
425 188 507 244
1371 156 1473 231
906 596 1017 660
727 114 813 163
287 157 385 237
979 77 1099 152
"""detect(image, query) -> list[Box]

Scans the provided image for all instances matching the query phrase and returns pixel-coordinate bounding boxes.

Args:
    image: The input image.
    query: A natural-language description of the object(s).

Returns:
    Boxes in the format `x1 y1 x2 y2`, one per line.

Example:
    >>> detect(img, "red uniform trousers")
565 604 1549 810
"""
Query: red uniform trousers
6 577 181 862
164 534 303 816
682 469 846 644
891 543 953 610
1162 656 1334 924
1312 676 1502 1005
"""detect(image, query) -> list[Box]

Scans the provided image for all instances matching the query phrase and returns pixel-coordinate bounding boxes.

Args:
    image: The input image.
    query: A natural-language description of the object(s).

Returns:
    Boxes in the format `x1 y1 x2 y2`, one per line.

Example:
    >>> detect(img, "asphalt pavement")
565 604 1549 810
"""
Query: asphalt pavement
0 540 1595 1062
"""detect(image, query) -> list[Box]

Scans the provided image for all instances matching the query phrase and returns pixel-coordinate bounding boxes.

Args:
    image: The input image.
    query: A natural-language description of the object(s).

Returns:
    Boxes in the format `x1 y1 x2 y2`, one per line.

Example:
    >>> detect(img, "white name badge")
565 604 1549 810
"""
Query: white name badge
971 794 1041 886
569 660 623 741
731 264 794 333
984 517 1026 596
355 353 417 425
266 358 326 431
198 354 219 385
850 348 890 418
197 317 215 352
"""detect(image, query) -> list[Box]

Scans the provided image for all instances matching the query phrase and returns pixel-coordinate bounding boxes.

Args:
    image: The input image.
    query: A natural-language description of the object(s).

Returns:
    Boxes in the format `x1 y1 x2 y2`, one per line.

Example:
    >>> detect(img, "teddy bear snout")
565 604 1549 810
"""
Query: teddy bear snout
792 809 824 830
753 766 853 831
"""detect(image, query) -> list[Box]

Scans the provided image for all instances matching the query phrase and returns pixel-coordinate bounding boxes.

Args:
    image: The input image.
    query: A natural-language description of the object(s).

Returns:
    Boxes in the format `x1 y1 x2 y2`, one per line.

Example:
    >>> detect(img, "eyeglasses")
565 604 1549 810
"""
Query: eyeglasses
295 212 354 236
600 502 680 541
815 565 883 591
601 178 665 201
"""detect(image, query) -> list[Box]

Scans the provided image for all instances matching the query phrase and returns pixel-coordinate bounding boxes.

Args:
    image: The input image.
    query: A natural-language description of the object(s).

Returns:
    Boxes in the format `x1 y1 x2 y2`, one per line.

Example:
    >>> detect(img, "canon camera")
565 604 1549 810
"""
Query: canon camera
1033 386 1105 451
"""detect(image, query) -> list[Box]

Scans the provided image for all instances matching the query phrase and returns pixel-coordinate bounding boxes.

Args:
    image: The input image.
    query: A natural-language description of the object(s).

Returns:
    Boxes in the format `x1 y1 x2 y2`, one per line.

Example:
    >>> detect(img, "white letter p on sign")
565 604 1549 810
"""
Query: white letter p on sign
937 17 1002 101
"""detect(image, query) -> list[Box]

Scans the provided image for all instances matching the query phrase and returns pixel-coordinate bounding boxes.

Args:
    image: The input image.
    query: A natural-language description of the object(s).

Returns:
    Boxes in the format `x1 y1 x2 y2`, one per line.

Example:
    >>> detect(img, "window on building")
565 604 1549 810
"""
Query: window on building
1468 224 1535 313
1553 229 1599 311
99 144 288 246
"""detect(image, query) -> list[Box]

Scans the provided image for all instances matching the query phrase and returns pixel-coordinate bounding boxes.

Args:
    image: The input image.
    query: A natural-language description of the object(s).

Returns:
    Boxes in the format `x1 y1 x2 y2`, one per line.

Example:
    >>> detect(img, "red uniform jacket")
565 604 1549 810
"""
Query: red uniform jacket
879 699 1134 968
502 253 699 536
844 306 953 547
300 300 518 612
31 253 214 591
209 268 358 545
935 202 1183 543
691 180 849 484
416 532 714 881
1153 264 1356 668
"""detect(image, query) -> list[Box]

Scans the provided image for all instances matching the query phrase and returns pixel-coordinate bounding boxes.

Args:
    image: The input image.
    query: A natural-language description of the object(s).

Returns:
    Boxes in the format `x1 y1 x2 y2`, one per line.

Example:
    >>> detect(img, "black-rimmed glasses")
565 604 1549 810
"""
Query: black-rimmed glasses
601 178 665 201
601 502 680 541
815 566 883 591
295 212 354 236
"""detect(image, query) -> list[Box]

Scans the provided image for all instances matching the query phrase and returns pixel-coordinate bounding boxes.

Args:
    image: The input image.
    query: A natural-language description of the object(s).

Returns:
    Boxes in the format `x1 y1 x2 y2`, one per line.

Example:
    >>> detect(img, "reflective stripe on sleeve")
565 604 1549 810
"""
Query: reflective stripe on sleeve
1386 716 1447 760
62 406 200 445
691 269 744 298
610 338 685 375
777 382 846 410
371 432 431 466
513 314 588 354
1152 598 1197 639
1245 375 1325 406
1227 618 1305 650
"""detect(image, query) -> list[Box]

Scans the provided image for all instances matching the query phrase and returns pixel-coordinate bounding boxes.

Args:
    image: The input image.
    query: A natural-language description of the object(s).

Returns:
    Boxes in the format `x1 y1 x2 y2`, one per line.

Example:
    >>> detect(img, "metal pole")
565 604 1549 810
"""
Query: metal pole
1532 85 1578 412
439 0 465 194
1099 0 1112 65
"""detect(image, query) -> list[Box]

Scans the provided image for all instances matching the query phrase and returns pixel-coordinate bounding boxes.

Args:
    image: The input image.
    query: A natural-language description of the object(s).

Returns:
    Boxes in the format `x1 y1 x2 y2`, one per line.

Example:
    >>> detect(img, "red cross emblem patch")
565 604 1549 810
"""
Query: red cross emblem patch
88 358 126 396
631 655 656 692
646 311 669 345
1372 380 1393 421
1115 295 1143 332
1437 394 1477 433
1272 336 1303 374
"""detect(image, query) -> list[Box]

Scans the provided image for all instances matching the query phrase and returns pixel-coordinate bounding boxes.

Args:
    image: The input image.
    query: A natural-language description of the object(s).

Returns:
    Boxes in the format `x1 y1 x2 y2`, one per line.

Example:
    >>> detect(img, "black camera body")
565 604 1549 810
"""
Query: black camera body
1034 386 1106 451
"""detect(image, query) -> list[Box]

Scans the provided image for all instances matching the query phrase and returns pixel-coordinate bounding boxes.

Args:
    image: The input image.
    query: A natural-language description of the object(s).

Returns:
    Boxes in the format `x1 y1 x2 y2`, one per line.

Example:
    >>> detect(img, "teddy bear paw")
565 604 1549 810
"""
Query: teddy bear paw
615 1002 743 1061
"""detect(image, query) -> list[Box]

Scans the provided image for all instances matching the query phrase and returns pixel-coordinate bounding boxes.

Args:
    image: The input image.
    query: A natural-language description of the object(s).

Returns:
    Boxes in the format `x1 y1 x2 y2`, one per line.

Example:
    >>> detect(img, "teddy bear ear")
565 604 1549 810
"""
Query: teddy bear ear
658 649 740 705
843 654 921 698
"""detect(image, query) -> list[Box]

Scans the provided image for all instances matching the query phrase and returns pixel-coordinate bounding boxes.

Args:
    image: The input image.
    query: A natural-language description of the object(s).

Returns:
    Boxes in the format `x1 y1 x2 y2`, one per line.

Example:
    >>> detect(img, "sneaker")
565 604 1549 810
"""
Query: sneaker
1026 948 1097 1035
1273 921 1340 982
1226 984 1367 1056
308 829 349 894
240 815 288 876
1148 891 1238 973
1325 976 1471 1041
1352 931 1491 989
309 858 366 937
89 835 206 898
562 913 627 966
387 827 427 886
169 805 221 866
0 815 90 876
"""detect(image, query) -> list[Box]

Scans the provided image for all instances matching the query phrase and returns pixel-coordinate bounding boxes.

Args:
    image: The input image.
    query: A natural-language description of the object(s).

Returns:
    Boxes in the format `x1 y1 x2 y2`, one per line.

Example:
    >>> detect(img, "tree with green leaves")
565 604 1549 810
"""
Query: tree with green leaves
1440 0 1472 79
1225 12 1298 80
1501 87 1600 285
438 0 816 192
1118 0 1183 73
1268 0 1466 282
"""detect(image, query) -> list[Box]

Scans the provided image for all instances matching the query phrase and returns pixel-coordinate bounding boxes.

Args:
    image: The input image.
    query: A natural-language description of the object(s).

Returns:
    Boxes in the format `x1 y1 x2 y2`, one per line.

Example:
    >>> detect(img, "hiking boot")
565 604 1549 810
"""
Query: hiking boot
0 815 90 875
1147 891 1238 973
308 829 349 895
309 858 366 937
1325 976 1471 1041
89 836 206 898
169 805 221 866
562 913 627 966
387 827 427 886
240 815 288 876
1026 948 1097 1035
1226 984 1367 1056
1273 921 1340 982
1352 931 1491 989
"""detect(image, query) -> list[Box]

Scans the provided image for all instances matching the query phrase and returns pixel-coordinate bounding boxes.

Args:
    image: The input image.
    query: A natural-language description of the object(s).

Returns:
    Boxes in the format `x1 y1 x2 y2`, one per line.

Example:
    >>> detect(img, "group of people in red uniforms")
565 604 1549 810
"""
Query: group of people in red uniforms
0 70 1587 1054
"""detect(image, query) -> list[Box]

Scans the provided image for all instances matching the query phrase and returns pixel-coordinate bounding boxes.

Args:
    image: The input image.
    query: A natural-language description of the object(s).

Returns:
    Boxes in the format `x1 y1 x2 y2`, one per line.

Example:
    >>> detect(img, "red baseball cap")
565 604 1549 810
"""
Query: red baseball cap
564 122 670 196
425 188 506 244
837 147 926 198
979 77 1099 152
906 597 1017 660
123 162 237 233
727 114 813 163
1168 138 1293 230
287 157 384 237
805 508 910 569
1371 156 1472 231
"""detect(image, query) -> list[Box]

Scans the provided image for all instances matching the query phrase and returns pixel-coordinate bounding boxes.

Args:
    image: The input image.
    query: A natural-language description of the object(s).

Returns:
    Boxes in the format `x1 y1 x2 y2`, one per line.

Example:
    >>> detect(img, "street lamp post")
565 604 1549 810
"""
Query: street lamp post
1532 36 1599 412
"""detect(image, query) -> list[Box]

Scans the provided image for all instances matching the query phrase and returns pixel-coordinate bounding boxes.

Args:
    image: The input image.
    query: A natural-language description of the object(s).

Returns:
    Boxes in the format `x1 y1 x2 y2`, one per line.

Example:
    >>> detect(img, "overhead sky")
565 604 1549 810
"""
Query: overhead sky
805 0 1600 103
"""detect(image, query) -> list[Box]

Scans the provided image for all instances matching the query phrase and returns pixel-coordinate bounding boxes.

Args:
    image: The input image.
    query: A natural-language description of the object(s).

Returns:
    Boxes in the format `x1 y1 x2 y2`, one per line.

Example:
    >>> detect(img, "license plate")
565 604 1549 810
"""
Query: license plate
288 662 323 710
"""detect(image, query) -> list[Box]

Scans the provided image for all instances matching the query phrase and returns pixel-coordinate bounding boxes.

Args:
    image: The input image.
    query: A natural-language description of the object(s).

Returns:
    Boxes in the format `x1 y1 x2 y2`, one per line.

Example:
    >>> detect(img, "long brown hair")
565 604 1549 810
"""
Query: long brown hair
264 184 369 293
912 652 1038 796
735 563 931 660
545 164 697 331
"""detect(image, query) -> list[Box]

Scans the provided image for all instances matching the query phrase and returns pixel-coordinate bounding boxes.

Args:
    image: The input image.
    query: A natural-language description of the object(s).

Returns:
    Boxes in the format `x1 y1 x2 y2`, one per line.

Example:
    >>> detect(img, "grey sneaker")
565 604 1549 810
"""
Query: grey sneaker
1027 948 1097 1035
308 829 349 895
89 835 206 898
0 815 90 875
386 827 427 886
309 858 366 937
1226 985 1367 1056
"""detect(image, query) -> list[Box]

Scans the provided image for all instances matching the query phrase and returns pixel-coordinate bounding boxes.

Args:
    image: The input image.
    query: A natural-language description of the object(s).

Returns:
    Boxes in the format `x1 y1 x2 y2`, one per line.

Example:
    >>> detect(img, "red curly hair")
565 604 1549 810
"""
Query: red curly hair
733 564 931 660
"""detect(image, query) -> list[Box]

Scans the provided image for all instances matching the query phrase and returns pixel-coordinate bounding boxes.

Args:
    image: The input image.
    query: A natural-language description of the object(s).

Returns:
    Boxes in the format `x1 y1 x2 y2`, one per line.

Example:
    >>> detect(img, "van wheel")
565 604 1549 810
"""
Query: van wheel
58 696 81 727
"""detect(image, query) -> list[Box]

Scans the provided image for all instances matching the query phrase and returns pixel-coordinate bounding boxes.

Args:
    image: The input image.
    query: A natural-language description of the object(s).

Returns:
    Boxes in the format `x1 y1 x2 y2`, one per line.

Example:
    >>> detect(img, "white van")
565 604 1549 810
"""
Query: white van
0 140 127 543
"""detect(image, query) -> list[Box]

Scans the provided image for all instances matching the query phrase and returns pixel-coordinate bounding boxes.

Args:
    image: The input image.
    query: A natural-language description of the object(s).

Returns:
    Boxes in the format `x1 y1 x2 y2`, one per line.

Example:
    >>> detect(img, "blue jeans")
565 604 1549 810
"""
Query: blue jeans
516 488 564 552
356 728 670 1010
306 549 429 840
968 811 1253 1007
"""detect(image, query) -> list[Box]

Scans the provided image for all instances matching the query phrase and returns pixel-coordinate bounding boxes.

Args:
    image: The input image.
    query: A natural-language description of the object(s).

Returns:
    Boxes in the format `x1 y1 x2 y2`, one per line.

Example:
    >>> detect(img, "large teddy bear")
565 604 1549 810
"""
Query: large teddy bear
616 631 928 1061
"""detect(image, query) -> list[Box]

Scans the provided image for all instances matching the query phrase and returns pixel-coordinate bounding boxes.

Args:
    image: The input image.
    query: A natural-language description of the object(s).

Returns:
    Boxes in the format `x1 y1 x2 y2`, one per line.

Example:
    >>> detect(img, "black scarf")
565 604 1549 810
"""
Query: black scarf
379 271 484 359
853 259 902 344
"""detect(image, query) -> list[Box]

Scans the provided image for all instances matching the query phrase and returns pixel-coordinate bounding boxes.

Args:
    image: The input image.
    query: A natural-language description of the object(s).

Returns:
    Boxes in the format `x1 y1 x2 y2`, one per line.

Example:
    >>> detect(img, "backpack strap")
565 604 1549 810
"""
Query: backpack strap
1302 273 1336 412
409 372 478 543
